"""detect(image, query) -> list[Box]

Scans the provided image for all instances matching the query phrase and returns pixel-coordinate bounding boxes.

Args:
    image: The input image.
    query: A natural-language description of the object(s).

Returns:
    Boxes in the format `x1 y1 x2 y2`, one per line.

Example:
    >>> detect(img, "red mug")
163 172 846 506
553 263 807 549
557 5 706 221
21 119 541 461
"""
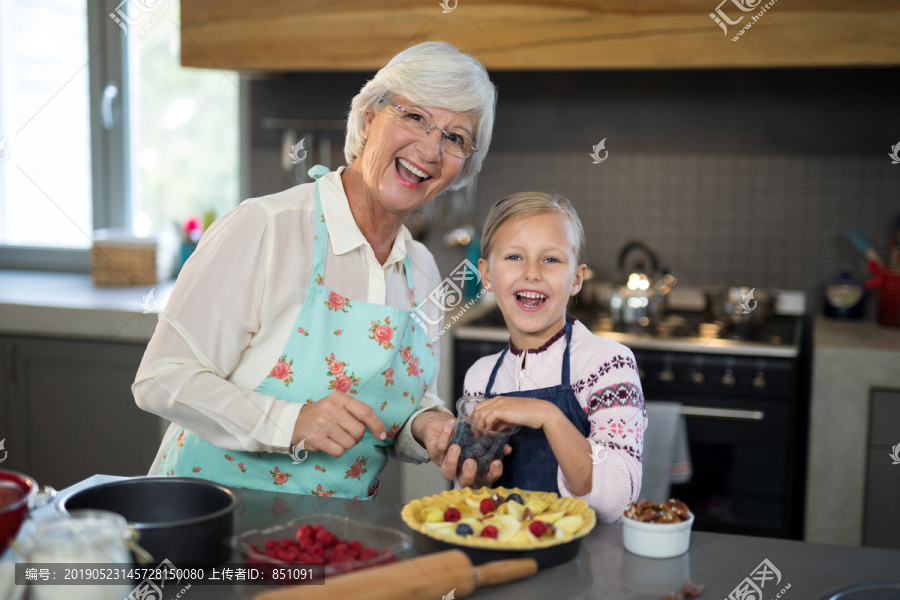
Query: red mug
0 470 38 555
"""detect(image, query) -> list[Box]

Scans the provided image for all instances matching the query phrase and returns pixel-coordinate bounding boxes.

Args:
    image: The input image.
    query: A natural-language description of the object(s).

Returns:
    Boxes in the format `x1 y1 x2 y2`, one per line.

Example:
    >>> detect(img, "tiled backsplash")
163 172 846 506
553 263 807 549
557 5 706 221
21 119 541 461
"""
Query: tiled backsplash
246 67 900 316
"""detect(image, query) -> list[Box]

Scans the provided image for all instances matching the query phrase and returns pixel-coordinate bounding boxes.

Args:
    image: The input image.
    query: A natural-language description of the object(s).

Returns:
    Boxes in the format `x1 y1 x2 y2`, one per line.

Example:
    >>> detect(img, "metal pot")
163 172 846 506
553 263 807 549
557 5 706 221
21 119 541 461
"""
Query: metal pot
707 286 771 325
609 241 676 327
59 477 241 565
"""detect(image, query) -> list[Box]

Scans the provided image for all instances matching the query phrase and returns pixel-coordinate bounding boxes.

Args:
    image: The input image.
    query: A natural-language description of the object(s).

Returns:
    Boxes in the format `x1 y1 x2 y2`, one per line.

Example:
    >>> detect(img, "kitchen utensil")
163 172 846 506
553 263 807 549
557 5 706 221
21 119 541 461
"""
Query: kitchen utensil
609 241 676 327
453 396 520 487
622 512 694 558
0 470 38 555
58 477 240 565
821 272 865 319
876 268 900 327
21 510 134 600
252 549 538 600
819 582 900 600
706 286 772 325
237 513 411 581
846 227 884 266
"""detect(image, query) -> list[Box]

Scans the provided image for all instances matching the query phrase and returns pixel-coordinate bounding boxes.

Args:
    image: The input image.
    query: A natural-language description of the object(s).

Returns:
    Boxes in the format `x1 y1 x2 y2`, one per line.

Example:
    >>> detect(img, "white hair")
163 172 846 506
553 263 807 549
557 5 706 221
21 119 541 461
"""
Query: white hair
344 41 497 191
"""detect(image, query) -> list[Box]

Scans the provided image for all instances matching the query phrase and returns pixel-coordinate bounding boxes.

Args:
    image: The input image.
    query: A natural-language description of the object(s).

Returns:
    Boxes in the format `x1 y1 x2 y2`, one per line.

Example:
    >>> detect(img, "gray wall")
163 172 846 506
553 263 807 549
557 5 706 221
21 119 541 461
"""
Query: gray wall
244 68 900 316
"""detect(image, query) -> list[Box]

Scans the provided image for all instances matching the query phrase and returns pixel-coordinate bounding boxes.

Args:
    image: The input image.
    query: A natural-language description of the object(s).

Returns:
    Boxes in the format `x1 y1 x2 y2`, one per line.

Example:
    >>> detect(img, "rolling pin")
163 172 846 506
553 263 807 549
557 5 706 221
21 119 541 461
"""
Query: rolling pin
253 550 538 600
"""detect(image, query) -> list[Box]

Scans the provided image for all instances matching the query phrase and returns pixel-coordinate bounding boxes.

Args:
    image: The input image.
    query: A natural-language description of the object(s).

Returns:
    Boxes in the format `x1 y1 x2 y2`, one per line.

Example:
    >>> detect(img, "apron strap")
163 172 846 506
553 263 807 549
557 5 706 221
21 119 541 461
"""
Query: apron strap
307 165 419 307
484 346 509 396
485 318 575 395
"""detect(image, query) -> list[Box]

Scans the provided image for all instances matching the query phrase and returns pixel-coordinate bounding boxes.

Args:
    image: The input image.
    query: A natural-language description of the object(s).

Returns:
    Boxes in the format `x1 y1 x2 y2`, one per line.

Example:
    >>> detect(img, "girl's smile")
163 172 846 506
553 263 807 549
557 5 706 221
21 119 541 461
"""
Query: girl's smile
479 212 586 350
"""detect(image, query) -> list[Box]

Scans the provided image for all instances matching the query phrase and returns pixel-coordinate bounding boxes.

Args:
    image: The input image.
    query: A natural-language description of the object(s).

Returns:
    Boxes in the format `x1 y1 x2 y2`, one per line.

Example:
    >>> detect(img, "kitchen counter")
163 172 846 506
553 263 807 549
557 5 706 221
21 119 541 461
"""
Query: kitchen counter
6 475 900 600
0 270 174 342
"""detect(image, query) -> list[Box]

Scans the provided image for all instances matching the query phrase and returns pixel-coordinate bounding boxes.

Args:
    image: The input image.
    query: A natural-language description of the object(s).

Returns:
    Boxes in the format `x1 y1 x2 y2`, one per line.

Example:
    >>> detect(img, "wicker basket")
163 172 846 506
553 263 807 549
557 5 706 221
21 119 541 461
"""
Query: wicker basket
92 229 177 287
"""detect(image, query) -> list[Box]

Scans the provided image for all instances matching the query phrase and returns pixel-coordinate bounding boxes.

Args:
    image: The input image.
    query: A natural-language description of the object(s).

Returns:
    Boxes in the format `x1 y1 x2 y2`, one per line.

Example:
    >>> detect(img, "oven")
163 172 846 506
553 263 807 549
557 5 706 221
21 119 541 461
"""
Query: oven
453 290 810 540
632 348 808 539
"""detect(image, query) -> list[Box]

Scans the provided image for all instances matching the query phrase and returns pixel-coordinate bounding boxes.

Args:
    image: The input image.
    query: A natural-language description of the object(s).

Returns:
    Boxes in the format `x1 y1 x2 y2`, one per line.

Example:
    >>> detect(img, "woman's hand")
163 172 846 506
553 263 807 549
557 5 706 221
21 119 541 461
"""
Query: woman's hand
291 391 387 458
470 396 558 431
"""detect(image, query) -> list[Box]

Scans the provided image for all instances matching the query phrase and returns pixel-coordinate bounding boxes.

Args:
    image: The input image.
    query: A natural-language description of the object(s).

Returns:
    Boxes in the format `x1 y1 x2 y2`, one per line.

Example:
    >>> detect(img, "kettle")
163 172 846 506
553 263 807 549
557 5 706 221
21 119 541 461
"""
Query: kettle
609 241 676 327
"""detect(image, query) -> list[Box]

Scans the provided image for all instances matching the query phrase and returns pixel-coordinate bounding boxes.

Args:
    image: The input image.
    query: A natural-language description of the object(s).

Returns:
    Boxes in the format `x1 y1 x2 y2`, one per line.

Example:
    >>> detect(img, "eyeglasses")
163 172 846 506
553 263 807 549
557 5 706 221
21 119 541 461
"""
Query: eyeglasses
388 102 477 159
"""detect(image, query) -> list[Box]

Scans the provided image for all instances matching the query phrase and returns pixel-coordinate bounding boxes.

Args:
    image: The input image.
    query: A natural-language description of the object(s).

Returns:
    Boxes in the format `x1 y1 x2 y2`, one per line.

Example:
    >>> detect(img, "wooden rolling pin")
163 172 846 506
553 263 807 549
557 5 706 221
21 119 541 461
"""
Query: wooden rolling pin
253 550 538 600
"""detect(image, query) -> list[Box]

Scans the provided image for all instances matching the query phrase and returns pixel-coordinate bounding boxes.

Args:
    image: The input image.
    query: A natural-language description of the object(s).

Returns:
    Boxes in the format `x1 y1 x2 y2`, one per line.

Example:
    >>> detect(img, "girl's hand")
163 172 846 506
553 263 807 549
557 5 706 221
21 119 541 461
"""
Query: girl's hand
470 396 559 431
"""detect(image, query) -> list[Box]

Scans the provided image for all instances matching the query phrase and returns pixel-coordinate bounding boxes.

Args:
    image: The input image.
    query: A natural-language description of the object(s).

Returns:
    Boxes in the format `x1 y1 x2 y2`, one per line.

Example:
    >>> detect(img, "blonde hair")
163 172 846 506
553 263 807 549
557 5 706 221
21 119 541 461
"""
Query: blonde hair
344 41 497 191
481 192 586 263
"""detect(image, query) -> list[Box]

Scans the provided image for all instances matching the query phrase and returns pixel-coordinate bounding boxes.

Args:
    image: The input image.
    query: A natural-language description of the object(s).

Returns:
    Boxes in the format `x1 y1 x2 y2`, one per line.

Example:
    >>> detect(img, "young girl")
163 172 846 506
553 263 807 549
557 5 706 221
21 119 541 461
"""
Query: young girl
463 191 646 522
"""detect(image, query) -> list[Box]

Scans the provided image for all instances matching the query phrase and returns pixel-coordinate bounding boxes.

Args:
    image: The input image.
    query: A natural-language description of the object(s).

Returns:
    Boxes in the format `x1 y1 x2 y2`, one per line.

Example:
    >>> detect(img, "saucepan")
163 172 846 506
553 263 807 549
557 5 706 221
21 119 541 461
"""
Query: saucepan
706 286 772 325
58 477 241 565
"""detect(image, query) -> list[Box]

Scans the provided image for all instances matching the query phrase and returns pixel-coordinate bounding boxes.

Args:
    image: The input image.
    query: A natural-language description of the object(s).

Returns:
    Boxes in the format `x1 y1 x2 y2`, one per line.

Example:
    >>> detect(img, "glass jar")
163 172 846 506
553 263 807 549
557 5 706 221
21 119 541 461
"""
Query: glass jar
24 510 133 600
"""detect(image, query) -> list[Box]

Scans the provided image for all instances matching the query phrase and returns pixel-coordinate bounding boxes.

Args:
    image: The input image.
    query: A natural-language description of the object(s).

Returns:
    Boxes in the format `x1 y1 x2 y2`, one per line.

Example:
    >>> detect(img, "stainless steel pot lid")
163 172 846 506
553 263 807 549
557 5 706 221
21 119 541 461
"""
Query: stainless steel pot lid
819 582 900 600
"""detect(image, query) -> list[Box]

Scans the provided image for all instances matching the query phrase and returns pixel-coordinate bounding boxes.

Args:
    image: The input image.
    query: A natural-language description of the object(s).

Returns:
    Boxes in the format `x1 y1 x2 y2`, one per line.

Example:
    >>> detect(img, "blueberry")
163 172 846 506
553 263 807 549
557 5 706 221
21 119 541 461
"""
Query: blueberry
455 523 474 536
507 493 524 505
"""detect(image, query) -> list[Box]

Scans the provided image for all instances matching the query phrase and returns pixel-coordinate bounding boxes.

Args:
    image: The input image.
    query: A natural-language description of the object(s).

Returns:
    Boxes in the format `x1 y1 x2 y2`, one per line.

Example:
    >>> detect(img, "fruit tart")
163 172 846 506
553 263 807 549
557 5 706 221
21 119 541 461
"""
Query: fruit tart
401 486 595 550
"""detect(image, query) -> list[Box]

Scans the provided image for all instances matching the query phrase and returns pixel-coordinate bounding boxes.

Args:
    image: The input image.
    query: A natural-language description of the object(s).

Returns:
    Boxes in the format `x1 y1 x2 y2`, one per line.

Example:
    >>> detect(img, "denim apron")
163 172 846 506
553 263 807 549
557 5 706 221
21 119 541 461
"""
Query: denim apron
158 166 437 499
484 319 590 493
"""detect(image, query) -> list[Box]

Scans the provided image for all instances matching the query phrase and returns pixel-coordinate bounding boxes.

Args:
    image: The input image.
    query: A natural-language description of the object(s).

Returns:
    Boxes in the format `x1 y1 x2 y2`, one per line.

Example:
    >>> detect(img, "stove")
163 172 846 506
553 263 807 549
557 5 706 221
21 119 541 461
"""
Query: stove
453 289 810 539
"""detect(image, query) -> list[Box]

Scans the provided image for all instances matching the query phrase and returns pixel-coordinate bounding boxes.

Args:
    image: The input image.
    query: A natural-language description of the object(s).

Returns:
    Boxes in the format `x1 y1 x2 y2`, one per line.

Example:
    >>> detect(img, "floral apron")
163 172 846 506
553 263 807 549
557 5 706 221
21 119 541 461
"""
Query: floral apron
158 165 437 499
484 319 590 493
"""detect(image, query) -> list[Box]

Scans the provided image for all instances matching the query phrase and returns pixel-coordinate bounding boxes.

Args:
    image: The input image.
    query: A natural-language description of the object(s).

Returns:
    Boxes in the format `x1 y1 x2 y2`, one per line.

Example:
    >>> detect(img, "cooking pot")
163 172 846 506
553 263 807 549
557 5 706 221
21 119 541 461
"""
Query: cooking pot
707 286 772 325
0 470 39 554
609 241 676 327
59 477 241 565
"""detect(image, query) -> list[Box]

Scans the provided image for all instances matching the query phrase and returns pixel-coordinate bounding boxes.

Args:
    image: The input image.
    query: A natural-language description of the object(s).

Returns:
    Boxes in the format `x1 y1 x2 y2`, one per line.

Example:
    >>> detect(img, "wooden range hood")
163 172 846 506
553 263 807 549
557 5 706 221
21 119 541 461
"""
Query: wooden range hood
180 0 900 71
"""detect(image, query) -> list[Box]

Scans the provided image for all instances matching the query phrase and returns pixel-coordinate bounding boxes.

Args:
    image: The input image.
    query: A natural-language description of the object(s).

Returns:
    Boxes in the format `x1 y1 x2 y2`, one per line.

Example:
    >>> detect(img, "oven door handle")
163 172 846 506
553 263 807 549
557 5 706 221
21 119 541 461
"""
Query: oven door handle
680 406 765 421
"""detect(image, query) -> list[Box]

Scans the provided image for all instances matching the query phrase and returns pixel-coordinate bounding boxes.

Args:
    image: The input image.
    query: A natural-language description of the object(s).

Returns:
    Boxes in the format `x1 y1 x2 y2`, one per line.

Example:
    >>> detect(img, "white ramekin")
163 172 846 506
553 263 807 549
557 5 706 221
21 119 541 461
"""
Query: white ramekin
622 512 694 558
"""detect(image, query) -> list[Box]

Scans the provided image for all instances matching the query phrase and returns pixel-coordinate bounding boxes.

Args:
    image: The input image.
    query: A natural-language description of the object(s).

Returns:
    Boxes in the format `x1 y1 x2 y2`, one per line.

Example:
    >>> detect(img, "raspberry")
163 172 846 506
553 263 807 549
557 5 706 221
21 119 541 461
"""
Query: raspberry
528 520 548 537
479 498 497 514
443 507 462 522
480 525 499 539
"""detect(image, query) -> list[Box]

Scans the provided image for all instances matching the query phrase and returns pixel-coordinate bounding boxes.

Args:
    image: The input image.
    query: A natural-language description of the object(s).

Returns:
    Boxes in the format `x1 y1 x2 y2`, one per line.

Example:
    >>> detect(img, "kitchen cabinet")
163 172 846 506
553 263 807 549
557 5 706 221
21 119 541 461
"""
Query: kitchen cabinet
864 388 900 550
1 335 161 490
180 0 900 71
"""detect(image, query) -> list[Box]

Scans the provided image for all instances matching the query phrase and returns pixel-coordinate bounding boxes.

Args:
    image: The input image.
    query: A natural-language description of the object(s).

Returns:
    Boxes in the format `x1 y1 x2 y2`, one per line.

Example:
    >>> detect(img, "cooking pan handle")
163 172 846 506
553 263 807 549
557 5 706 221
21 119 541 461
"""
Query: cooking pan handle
680 406 765 421
617 240 659 274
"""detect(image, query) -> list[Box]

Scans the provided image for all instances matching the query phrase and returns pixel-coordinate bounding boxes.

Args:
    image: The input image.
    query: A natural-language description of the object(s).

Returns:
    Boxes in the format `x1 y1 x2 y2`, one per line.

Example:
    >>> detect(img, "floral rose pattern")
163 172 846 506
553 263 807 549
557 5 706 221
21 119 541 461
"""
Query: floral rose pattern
382 367 394 386
269 466 291 486
326 354 360 394
311 484 334 498
368 477 380 499
270 498 291 520
325 291 351 313
269 355 294 386
407 356 421 378
224 454 234 462
314 464 326 473
345 456 369 480
238 462 246 473
176 430 185 447
399 346 412 363
380 400 388 411
386 423 400 440
315 273 324 286
192 466 202 473
369 317 397 349
297 327 309 336
334 329 343 336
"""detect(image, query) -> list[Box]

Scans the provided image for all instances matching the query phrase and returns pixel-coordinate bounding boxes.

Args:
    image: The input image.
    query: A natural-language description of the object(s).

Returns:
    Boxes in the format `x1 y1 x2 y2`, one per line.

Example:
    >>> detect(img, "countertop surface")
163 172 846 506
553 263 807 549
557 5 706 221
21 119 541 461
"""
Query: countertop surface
5 475 900 600
0 270 174 342
814 314 900 352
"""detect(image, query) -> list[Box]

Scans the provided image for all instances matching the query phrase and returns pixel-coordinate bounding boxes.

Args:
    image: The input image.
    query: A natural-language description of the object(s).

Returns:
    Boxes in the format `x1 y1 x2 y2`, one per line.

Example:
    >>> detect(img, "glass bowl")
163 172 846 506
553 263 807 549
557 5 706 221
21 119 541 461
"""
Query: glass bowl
453 396 520 486
236 513 411 582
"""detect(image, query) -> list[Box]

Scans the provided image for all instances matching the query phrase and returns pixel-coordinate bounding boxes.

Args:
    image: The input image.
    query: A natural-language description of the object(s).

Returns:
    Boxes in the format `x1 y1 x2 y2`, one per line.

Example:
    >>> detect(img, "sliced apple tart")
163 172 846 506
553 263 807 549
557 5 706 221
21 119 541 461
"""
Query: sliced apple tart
401 486 596 549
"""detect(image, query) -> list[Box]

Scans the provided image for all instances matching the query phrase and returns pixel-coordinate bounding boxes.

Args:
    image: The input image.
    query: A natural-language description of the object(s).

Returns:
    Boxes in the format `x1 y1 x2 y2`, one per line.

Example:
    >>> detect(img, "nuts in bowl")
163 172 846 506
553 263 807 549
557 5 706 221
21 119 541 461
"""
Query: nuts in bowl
622 499 694 558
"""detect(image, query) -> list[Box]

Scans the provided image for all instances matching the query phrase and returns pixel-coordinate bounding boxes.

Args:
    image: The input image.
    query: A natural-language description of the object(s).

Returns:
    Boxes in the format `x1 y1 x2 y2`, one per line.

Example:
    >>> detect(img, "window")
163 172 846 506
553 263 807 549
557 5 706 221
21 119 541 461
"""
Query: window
0 0 238 271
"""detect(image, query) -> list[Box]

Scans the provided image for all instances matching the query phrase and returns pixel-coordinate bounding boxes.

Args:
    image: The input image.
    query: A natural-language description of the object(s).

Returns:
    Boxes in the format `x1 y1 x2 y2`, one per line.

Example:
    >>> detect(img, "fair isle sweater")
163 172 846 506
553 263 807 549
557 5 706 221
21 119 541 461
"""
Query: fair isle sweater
463 317 647 523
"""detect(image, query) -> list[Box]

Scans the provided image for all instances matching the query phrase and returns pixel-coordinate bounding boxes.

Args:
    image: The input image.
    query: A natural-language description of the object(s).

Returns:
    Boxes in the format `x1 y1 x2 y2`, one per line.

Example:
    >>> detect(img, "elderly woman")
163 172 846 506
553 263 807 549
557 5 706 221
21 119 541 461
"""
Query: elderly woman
133 42 498 498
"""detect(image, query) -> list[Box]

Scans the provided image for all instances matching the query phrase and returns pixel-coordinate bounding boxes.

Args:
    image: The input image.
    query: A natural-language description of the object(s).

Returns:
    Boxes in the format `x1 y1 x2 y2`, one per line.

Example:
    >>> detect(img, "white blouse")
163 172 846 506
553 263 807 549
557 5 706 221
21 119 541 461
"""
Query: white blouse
463 318 647 523
134 167 448 474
